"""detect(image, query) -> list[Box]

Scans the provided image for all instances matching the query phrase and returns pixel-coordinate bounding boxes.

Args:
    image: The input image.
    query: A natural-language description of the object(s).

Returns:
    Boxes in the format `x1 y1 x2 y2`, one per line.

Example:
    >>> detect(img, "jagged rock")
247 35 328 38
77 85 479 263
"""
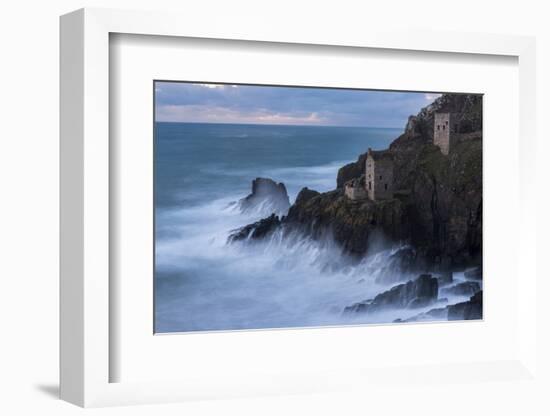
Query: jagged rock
227 214 281 243
464 266 482 280
387 247 419 273
400 94 482 140
285 189 408 257
405 115 418 134
337 153 369 189
395 290 483 323
237 177 290 216
294 187 320 206
440 281 480 297
343 274 438 314
437 271 453 286
447 291 483 320
374 247 424 285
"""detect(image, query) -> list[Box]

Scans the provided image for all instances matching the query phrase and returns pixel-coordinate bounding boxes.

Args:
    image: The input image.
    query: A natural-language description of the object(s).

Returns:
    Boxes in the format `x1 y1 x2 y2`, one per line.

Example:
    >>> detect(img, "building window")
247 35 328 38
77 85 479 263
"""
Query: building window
437 125 440 131
384 184 388 190
446 121 449 125
379 175 382 180
368 181 371 190
442 125 446 130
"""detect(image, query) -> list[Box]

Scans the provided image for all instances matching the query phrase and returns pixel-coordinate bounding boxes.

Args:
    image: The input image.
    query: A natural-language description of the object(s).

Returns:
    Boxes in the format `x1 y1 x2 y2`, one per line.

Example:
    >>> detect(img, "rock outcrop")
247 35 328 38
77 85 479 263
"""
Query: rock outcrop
337 152 369 189
397 290 483 322
343 274 439 314
447 291 483 320
403 94 482 139
440 281 480 297
237 177 290 216
436 271 453 286
230 94 482 271
227 213 281 243
294 187 320 206
284 189 409 257
464 266 482 280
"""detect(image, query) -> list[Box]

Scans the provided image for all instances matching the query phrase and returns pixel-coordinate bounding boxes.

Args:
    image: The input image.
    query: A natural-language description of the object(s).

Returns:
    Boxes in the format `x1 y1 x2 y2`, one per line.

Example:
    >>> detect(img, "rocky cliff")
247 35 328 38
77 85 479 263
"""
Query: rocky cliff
236 177 290 216
294 94 482 269
231 93 483 271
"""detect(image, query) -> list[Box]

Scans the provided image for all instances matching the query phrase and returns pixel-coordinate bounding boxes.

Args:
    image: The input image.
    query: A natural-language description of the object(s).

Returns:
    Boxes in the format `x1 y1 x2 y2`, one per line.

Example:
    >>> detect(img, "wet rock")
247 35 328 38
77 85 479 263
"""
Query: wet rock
238 177 290 216
464 266 482 280
227 214 281 243
447 291 483 320
395 290 482 323
441 281 480 297
374 247 423 285
294 187 320 206
337 153 369 189
437 271 453 286
343 274 439 314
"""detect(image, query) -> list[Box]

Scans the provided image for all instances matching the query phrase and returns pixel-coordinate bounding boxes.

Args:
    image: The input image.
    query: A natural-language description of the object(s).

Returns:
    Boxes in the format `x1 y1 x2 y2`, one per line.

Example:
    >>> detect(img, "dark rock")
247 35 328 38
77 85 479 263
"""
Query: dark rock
388 247 418 273
396 93 482 140
227 214 281 243
343 274 439 314
405 115 418 134
373 247 423 285
464 266 482 280
396 289 482 322
238 177 290 216
447 291 483 320
285 189 408 257
294 187 320 206
437 271 453 286
441 281 480 297
337 153 368 189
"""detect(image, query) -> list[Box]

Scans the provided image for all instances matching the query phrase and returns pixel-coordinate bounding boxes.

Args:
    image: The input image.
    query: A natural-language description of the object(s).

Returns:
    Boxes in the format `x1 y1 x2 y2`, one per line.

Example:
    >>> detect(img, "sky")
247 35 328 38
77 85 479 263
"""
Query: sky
155 82 441 128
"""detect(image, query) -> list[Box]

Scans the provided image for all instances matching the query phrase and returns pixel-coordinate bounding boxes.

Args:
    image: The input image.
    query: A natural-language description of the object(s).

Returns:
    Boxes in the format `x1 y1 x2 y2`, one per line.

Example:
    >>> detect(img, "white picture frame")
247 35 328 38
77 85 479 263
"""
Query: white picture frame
60 7 539 408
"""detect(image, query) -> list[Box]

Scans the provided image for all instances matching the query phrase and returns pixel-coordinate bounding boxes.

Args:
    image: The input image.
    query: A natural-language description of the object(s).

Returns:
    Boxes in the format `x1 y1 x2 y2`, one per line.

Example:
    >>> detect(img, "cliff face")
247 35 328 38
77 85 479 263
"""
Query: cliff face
285 189 410 257
288 93 482 269
231 94 482 271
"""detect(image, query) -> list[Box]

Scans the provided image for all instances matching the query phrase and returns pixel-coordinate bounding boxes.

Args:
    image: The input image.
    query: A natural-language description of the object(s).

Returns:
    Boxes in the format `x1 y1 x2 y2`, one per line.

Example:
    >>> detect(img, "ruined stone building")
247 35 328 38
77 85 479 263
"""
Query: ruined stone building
434 112 459 155
365 148 394 200
344 175 367 200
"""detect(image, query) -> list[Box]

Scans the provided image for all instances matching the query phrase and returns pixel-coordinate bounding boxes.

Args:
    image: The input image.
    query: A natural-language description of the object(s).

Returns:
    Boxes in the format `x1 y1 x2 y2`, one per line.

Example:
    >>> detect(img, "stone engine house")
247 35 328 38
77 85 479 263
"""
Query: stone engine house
344 175 367 200
365 148 394 200
434 112 459 155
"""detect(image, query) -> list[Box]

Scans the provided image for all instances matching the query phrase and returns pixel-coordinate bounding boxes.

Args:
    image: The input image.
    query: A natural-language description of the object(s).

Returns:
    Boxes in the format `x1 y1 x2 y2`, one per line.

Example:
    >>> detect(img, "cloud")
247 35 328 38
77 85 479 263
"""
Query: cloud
156 105 327 125
196 83 228 89
155 82 442 127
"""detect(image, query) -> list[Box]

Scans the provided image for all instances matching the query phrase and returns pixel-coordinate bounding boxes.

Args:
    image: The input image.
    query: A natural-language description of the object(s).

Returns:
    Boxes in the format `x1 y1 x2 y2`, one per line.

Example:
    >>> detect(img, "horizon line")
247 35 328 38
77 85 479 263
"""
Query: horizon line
154 120 404 129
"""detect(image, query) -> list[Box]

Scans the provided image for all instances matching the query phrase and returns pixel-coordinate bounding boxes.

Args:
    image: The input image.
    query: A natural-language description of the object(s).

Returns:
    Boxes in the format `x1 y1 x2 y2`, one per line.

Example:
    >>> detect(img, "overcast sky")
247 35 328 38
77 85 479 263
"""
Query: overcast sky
155 82 441 128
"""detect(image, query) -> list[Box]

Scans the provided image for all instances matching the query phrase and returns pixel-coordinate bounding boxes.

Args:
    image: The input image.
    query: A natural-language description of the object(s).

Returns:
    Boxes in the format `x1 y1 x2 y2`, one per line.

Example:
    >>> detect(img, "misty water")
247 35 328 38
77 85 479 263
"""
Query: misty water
154 122 473 333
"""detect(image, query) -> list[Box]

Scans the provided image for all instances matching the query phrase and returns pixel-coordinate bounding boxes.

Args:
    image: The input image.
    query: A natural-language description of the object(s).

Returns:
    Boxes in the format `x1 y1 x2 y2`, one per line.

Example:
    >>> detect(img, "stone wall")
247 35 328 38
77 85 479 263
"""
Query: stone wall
434 112 460 155
366 153 394 200
344 176 367 200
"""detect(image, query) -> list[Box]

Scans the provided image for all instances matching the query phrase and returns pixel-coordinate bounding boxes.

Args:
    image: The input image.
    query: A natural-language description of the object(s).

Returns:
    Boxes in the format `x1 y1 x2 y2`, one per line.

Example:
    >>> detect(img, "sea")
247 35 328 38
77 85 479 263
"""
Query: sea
154 122 466 333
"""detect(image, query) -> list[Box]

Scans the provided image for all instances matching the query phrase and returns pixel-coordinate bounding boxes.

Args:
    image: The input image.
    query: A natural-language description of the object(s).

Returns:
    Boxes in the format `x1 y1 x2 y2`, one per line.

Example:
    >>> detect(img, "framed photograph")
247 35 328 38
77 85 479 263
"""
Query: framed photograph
153 82 483 334
60 8 539 408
